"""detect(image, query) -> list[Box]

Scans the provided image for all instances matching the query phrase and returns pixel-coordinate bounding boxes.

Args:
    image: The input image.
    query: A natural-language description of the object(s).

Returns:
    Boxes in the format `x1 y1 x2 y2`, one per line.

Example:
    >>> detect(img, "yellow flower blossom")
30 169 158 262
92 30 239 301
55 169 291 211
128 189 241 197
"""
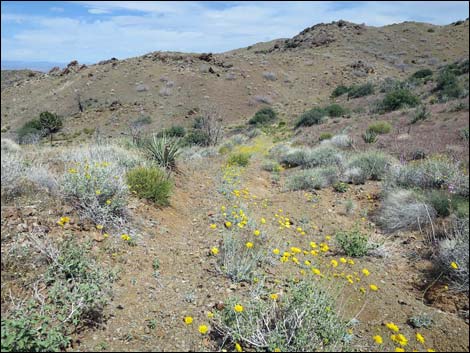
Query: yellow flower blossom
210 223 217 229
211 247 219 255
370 284 379 291
362 268 370 276
235 343 243 352
253 230 260 236
234 304 244 312
273 248 280 255
245 242 253 249
121 234 131 241
416 333 425 344
106 199 112 205
198 324 209 334
184 316 193 325
225 221 232 228
340 257 347 263
96 224 104 230
395 348 405 352
386 322 400 332
331 259 338 268
312 268 321 276
261 218 266 224
451 262 459 269
207 311 214 319
270 293 278 300
391 333 408 346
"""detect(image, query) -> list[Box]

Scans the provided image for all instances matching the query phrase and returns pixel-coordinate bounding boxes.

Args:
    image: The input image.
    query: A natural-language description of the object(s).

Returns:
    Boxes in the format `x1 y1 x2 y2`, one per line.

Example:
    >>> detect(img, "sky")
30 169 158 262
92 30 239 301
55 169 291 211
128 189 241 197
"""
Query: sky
1 1 469 65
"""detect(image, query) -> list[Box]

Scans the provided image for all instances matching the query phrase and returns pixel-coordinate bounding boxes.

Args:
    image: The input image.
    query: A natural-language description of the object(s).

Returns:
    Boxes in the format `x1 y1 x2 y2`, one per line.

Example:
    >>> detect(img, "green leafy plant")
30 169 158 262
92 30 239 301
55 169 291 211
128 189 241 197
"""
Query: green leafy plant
336 228 370 257
347 83 374 98
227 153 251 167
331 85 350 98
380 88 420 112
248 107 277 125
367 121 392 134
333 181 349 193
295 108 327 128
127 166 172 206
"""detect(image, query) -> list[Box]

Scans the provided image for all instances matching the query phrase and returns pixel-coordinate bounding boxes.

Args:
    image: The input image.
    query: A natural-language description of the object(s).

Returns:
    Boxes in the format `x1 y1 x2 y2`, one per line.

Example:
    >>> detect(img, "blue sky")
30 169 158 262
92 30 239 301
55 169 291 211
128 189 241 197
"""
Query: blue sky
2 1 469 64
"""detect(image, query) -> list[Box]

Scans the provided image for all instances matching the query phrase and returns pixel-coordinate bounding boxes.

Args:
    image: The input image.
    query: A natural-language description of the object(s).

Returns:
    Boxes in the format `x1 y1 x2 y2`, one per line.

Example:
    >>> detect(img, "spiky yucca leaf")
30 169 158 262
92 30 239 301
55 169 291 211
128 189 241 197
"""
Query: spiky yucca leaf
145 134 182 171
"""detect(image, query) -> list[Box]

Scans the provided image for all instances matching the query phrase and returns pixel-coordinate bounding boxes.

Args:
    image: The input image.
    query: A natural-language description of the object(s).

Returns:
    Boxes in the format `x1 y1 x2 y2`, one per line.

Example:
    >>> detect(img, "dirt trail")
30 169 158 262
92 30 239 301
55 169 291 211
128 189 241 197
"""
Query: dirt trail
74 143 469 352
75 158 231 351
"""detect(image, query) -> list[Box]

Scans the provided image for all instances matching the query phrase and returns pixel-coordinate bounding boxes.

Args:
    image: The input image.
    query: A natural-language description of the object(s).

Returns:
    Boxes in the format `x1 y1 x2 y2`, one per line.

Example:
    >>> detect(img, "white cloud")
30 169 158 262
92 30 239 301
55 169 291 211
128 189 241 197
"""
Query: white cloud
2 1 468 63
50 7 65 13
88 8 110 15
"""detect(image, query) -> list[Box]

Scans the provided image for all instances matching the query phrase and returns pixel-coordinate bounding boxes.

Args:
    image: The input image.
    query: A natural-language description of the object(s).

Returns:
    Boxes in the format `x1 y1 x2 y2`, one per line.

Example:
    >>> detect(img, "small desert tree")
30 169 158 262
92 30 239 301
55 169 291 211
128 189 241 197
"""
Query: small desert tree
39 111 63 145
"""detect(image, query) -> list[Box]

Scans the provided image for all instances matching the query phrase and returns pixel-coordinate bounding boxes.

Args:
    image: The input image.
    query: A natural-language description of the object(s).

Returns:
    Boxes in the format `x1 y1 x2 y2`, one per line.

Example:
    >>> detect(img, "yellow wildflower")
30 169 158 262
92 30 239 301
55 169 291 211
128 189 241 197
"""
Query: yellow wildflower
246 242 253 249
235 343 243 352
253 230 260 236
270 293 279 300
273 248 280 255
386 322 400 332
331 259 338 268
96 224 104 230
340 257 347 263
211 247 219 255
416 333 425 344
184 316 193 325
198 324 209 334
395 348 405 352
362 268 370 276
312 268 321 276
391 333 408 347
95 190 101 195
261 218 266 224
106 199 112 205
451 262 459 269
207 311 214 319
225 221 232 228
370 284 379 291
234 304 244 312
121 234 131 241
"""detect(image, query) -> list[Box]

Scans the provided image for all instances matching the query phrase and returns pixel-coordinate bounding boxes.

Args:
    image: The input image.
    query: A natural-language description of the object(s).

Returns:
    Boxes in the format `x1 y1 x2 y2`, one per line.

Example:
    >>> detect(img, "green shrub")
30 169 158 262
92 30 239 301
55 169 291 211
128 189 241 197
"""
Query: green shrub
411 69 433 79
319 132 333 141
184 130 211 146
295 108 327 128
410 105 430 124
348 151 391 181
325 104 347 117
348 83 374 98
157 125 186 137
248 107 277 125
460 128 469 142
393 156 469 196
286 166 339 191
133 116 152 126
303 146 344 169
17 119 44 143
362 130 377 144
1 238 112 352
145 135 182 170
261 160 282 172
380 89 420 112
127 166 172 206
331 85 350 98
39 111 63 144
336 229 370 257
333 181 349 193
367 121 392 134
227 153 250 167
434 70 463 101
213 280 347 352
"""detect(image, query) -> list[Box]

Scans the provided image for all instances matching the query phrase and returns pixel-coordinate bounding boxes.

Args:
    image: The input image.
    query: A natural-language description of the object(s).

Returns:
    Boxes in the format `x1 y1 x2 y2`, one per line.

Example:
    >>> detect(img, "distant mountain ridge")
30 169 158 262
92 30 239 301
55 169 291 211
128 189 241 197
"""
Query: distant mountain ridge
1 60 68 72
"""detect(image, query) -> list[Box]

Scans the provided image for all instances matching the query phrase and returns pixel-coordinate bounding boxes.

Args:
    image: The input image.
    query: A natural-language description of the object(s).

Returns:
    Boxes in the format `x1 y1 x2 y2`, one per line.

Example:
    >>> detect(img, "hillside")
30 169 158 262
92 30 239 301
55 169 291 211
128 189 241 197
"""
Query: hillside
1 18 469 353
1 19 468 138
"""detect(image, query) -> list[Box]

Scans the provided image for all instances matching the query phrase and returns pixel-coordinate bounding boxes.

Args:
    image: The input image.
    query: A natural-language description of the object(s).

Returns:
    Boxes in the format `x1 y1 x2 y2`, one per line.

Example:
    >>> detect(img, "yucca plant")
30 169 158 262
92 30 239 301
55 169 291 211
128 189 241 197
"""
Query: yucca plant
362 130 377 144
145 134 182 171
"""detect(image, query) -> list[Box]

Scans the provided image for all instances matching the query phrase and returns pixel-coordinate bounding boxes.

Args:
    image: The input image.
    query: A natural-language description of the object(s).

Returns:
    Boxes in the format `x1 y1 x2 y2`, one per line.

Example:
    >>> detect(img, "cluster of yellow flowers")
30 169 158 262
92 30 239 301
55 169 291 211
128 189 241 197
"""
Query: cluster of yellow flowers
372 322 435 351
57 216 70 226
